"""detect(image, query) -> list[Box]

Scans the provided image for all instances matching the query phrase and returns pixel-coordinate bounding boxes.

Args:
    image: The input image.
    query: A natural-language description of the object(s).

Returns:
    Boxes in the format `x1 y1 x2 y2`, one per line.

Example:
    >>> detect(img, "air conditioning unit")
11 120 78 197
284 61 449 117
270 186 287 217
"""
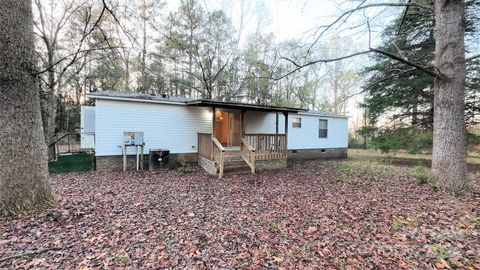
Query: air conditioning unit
123 131 144 146
149 149 170 170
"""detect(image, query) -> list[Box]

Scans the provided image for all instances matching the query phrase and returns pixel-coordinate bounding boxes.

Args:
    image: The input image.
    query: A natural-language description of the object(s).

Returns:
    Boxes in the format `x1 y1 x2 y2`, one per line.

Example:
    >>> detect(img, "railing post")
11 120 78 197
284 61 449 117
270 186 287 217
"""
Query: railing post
219 150 224 179
251 150 255 174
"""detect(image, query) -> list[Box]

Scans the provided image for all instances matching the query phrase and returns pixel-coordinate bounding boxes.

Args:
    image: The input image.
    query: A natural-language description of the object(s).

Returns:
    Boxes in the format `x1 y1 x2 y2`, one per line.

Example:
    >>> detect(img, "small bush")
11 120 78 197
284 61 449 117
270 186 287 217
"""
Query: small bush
348 133 366 149
412 166 429 185
120 254 130 265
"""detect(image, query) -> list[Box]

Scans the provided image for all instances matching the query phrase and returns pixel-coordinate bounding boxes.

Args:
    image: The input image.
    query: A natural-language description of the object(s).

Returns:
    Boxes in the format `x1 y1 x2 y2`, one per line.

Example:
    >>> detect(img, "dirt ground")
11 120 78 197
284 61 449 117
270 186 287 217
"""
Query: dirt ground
1 156 479 269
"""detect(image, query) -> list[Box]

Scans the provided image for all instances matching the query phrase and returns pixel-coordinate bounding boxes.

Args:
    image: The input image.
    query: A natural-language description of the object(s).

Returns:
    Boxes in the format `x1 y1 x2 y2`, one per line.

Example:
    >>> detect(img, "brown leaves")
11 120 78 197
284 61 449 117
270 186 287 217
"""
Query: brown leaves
0 159 479 269
306 226 317 235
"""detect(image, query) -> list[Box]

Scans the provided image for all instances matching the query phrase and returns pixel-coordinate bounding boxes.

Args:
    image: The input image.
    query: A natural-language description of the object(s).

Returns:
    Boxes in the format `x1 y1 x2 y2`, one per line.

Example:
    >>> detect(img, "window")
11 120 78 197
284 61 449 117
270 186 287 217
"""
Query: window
292 117 301 128
319 119 328 138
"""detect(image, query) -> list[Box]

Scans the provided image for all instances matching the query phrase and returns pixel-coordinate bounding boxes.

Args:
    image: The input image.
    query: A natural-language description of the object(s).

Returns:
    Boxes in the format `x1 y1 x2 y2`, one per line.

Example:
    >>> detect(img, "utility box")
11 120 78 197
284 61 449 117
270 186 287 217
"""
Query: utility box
123 131 144 146
149 149 169 170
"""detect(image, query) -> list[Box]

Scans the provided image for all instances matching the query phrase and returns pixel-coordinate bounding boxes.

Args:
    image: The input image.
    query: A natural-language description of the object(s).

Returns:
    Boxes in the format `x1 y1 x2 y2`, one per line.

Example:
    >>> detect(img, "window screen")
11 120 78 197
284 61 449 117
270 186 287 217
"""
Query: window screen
319 119 328 138
292 117 301 128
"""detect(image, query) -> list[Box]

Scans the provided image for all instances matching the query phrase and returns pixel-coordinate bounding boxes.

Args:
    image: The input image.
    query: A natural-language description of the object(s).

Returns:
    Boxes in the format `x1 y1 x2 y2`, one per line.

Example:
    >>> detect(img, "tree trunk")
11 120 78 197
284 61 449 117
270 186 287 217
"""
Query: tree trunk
141 10 147 93
431 0 467 192
0 0 54 216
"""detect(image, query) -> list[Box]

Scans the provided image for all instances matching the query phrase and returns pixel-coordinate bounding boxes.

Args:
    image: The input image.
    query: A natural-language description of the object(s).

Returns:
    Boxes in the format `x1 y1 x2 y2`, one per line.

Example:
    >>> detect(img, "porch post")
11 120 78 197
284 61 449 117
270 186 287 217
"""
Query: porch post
283 112 288 156
212 107 216 138
275 112 279 152
275 112 279 134
241 110 246 136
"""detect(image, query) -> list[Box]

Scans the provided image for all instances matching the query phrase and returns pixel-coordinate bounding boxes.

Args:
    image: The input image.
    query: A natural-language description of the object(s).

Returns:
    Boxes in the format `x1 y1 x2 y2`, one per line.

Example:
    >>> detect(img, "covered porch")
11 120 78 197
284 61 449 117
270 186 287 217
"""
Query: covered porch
188 100 302 178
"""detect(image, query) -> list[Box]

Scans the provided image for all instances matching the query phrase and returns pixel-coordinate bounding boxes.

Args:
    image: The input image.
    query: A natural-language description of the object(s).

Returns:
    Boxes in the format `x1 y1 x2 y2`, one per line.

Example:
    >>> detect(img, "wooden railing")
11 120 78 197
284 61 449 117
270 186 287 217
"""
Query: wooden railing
241 138 256 173
197 133 225 178
212 137 225 178
244 134 287 160
197 133 213 160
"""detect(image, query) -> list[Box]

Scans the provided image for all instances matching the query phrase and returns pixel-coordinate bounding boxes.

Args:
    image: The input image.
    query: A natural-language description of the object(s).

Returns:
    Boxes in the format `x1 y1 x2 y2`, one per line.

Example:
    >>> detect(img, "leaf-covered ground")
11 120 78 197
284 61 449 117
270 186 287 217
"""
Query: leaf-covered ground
1 159 479 269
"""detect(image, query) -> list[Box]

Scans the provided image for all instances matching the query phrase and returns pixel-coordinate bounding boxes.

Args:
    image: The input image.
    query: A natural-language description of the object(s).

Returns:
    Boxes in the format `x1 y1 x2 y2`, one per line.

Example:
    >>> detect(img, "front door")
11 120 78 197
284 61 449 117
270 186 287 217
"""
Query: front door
228 112 241 146
215 110 241 147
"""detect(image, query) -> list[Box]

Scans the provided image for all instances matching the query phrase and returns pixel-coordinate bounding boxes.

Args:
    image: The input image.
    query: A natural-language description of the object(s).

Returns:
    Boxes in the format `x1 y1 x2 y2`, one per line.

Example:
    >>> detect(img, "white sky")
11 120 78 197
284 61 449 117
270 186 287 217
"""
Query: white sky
164 0 404 125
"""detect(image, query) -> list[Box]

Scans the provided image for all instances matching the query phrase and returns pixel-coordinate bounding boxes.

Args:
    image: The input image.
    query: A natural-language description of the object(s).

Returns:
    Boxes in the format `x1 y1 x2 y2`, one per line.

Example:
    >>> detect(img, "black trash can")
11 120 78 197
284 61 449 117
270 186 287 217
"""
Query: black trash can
149 149 170 170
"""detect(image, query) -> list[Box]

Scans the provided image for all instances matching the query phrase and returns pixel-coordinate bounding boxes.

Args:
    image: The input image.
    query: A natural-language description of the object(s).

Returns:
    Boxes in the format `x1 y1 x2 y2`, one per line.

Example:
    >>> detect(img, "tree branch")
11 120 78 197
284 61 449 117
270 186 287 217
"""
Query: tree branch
466 53 480 62
397 0 412 35
273 51 372 81
369 48 441 79
35 46 124 76
307 2 433 53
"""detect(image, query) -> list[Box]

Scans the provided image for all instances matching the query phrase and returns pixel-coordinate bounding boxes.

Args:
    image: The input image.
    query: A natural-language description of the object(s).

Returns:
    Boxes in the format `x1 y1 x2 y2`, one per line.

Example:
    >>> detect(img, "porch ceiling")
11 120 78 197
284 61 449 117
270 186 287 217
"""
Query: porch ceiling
186 99 305 113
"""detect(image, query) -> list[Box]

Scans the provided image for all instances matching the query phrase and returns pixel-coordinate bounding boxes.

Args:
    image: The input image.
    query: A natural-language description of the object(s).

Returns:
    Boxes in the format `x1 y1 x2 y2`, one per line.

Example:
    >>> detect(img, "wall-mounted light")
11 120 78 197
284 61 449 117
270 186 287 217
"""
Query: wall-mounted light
215 111 223 121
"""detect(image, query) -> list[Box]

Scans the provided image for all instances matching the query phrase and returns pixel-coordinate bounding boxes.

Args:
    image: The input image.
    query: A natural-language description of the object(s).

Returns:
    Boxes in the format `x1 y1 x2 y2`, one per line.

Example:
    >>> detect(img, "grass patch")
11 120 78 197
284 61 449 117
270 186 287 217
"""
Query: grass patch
48 153 95 174
334 160 394 178
348 149 480 167
427 244 451 261
392 216 419 231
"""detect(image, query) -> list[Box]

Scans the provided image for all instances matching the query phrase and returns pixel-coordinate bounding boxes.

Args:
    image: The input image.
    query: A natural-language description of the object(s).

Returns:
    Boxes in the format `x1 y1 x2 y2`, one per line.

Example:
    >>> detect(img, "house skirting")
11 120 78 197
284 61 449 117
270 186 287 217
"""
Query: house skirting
96 153 197 172
96 148 346 172
256 159 288 172
287 147 347 160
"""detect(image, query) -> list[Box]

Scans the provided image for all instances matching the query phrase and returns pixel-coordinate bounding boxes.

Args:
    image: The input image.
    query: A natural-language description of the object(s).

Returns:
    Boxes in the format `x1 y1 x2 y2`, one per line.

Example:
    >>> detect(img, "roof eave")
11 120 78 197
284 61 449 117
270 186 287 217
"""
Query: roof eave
186 100 305 113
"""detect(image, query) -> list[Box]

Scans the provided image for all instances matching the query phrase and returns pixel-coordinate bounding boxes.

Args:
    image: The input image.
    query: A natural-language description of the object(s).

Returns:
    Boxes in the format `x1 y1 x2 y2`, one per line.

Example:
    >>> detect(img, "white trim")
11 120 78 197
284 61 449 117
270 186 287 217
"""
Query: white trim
86 95 186 106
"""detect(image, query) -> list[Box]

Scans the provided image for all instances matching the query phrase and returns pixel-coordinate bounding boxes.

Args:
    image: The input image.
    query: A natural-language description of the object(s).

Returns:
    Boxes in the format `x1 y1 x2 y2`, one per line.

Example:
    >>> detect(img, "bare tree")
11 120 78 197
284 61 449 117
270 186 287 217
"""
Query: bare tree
34 0 120 139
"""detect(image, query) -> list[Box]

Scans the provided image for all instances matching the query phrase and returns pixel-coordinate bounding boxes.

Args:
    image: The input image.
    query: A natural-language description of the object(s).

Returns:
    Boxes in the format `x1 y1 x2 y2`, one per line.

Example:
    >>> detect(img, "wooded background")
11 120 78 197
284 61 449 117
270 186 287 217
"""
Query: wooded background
33 0 479 152
33 0 375 142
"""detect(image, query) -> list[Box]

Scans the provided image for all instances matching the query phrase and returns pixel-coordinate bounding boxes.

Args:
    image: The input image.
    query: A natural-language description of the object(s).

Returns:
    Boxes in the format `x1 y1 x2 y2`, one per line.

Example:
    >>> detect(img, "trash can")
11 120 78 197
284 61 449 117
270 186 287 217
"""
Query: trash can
149 149 170 170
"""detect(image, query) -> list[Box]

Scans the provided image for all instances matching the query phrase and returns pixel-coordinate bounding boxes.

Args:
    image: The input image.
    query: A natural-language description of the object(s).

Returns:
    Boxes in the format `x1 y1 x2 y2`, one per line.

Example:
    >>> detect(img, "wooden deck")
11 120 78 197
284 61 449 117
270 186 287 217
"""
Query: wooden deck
198 133 287 178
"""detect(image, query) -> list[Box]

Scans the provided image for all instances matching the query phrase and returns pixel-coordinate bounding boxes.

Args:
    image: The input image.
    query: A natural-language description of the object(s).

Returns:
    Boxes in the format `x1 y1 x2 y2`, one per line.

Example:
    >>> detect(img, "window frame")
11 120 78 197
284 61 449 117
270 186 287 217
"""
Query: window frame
292 117 302 128
319 119 328 138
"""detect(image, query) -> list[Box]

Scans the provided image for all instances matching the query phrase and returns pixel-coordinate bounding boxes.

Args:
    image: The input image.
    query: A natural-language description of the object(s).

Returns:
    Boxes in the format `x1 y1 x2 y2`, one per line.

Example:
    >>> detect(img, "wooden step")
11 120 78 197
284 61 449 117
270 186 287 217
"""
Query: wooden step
224 160 248 169
224 155 243 163
223 157 251 174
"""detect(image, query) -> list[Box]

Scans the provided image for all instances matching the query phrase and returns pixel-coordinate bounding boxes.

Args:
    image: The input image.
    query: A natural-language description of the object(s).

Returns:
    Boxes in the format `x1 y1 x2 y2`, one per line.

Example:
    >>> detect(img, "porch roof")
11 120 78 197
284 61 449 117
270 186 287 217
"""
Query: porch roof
186 99 305 113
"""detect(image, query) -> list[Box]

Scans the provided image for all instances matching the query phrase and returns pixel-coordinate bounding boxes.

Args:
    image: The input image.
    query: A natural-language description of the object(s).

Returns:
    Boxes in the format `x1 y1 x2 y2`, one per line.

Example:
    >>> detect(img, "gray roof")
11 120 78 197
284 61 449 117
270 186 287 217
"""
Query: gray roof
87 90 193 103
299 110 349 118
87 91 347 117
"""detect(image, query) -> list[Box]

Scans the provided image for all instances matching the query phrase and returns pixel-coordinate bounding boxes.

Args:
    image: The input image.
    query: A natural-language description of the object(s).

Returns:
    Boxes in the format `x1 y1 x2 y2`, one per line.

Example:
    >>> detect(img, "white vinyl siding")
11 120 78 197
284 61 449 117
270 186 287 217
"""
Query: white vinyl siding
244 111 284 133
93 99 347 156
95 100 212 156
288 114 347 149
245 111 348 149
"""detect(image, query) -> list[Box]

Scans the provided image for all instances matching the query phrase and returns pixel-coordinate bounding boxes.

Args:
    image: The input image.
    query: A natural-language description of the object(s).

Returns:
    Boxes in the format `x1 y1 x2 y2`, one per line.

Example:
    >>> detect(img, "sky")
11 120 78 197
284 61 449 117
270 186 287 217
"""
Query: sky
167 0 403 124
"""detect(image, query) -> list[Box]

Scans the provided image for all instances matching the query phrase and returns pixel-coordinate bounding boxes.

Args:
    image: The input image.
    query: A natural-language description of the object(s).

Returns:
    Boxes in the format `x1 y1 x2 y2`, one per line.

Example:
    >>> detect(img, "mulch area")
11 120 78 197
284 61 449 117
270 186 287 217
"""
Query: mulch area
1 160 479 269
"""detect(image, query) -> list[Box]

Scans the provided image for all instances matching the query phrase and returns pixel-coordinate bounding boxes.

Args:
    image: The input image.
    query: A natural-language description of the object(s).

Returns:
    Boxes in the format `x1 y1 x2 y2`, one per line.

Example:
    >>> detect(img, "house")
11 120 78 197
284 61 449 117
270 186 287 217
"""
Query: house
81 91 348 177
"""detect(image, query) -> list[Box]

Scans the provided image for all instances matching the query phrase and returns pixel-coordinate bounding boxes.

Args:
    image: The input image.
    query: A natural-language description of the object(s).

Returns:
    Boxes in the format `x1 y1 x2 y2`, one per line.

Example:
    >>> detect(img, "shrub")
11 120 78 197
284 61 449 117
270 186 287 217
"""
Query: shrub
348 133 366 149
412 166 429 185
371 127 433 154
